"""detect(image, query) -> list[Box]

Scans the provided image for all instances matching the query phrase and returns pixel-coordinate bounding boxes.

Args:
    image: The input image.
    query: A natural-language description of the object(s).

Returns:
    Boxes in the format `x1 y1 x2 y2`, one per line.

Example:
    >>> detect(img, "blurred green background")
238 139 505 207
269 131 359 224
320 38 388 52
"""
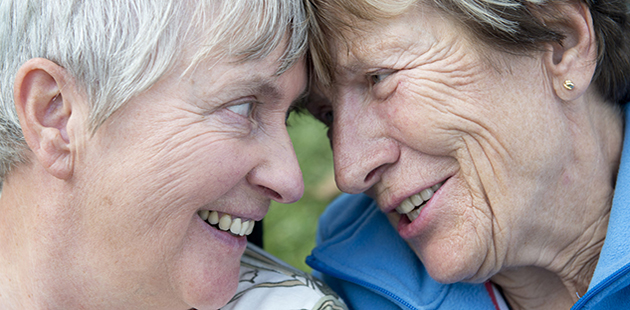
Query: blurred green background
263 112 340 272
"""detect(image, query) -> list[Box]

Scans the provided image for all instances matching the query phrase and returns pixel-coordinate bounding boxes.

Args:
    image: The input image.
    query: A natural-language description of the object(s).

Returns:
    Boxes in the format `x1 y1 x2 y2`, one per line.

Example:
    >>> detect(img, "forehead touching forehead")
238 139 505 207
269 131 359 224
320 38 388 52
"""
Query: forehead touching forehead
188 0 307 75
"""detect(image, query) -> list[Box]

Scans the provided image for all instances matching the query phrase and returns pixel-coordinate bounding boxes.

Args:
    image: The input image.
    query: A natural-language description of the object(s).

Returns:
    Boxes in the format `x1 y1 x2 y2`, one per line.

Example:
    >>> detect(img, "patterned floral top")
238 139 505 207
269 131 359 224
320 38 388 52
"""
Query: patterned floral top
221 243 348 310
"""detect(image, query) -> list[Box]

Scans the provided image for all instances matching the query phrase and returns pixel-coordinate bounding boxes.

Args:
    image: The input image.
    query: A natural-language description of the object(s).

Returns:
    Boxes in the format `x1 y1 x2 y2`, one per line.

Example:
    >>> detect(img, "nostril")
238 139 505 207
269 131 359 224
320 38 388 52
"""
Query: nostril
258 185 282 201
364 164 386 184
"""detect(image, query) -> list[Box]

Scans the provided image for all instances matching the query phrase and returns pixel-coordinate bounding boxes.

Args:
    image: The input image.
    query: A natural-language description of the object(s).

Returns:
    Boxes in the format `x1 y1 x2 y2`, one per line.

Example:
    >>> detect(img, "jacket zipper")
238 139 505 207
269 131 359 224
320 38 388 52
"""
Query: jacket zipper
571 262 630 309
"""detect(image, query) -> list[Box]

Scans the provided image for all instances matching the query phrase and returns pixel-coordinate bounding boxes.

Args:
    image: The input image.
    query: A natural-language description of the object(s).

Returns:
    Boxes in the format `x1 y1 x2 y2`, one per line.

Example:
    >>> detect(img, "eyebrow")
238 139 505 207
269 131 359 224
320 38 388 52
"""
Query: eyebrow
250 80 308 107
338 35 421 72
257 83 283 101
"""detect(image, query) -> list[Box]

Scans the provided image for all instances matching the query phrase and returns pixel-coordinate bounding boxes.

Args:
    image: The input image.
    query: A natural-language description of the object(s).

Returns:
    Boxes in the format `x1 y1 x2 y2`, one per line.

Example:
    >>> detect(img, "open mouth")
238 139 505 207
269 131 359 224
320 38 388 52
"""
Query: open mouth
198 210 255 237
395 182 443 221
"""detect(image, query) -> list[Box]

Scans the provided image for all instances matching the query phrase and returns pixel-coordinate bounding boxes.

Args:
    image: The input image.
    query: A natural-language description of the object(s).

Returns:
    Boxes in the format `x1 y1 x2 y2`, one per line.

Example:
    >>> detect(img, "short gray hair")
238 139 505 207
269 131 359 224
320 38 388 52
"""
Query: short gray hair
0 0 308 184
308 0 630 105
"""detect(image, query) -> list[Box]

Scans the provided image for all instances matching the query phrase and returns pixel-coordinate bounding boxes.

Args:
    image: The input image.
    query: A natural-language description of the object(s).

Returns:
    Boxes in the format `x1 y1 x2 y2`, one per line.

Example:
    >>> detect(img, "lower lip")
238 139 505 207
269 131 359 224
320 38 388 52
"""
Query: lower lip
197 215 248 249
396 178 449 239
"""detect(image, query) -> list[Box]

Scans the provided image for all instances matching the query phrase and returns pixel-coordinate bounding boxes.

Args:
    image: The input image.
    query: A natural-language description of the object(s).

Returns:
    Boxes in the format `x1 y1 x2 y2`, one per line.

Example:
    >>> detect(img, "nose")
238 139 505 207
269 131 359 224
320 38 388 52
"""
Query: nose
247 126 304 204
332 95 399 194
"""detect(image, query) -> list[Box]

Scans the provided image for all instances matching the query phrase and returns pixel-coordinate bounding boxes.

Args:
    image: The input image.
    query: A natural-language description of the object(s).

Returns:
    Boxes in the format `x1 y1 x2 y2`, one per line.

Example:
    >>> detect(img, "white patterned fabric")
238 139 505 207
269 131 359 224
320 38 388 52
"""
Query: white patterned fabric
221 243 348 310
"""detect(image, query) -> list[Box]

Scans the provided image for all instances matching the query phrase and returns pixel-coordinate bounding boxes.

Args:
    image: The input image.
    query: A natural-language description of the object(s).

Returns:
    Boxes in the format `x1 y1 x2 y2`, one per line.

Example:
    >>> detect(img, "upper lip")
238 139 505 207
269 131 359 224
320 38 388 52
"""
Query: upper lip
379 176 452 214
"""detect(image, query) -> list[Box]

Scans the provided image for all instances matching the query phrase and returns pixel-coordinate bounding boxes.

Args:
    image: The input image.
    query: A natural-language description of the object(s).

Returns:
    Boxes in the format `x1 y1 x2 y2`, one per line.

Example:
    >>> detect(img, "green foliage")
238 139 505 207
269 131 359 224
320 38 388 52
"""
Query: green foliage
263 112 340 272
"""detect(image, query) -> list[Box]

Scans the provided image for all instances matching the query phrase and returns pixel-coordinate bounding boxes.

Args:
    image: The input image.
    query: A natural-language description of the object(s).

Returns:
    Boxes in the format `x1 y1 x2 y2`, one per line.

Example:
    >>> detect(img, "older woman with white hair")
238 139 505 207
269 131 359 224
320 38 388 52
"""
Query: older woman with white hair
0 1 347 309
305 0 630 309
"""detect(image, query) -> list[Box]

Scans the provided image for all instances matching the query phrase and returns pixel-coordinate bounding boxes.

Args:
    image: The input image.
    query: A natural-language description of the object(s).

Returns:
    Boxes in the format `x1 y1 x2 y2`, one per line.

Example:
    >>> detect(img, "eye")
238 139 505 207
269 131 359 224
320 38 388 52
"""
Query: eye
227 102 253 117
370 72 392 85
320 109 334 127
306 102 333 127
304 91 334 127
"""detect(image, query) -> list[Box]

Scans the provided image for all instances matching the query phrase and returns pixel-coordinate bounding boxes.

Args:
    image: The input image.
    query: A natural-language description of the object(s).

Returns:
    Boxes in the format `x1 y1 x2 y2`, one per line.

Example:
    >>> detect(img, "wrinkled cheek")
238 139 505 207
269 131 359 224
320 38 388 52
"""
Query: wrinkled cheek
389 112 465 157
406 196 490 284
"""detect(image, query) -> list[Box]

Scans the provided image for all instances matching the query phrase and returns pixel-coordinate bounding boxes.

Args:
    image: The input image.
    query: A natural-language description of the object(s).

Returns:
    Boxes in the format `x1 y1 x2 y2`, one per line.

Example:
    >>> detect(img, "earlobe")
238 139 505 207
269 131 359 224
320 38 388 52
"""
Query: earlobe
14 58 75 180
543 2 598 101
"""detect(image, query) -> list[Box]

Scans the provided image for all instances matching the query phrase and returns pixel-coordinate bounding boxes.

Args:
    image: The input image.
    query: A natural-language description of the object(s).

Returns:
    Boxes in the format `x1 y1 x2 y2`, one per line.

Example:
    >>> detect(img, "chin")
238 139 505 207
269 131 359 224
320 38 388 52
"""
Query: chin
409 239 488 285
174 249 243 310
183 265 241 310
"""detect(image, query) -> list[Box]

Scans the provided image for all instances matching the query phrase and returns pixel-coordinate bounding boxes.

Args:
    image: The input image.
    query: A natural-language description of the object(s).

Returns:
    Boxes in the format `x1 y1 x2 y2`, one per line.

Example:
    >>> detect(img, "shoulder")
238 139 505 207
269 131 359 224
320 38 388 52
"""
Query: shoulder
221 243 348 310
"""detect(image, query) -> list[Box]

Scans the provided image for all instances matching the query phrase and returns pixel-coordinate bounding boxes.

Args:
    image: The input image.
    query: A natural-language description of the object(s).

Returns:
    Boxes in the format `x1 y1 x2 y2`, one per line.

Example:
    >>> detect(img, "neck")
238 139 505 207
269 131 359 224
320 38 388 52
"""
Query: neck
492 267 578 310
492 94 622 310
492 216 608 309
0 167 84 309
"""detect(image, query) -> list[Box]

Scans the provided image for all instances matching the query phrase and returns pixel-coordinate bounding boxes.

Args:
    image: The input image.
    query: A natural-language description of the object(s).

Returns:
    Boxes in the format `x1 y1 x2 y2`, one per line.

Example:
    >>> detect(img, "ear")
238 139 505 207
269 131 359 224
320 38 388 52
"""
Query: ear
13 58 75 180
543 2 598 101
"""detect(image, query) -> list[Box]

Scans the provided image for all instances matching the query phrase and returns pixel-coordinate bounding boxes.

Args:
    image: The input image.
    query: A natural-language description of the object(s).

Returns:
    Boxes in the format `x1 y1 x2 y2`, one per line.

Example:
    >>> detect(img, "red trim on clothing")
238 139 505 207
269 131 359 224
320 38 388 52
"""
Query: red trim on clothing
485 281 502 310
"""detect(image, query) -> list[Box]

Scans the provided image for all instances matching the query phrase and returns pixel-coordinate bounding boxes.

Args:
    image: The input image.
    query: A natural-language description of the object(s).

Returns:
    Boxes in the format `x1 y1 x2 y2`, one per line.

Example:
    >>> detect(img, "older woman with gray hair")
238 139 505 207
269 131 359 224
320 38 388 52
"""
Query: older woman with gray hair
0 1 349 309
304 0 630 309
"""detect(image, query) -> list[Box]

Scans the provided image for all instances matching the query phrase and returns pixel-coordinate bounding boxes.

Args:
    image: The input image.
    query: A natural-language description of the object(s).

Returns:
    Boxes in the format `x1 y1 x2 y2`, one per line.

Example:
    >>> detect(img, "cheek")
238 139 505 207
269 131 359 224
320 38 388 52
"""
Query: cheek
94 135 253 225
140 131 256 196
385 89 469 156
387 58 497 144
406 184 495 283
76 133 257 301
391 76 565 173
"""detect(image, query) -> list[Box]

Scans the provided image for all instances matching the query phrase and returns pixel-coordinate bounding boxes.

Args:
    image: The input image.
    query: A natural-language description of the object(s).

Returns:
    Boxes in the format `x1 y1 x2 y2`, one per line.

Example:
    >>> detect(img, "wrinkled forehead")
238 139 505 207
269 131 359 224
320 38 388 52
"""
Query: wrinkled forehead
323 7 441 82
331 28 423 70
312 1 447 86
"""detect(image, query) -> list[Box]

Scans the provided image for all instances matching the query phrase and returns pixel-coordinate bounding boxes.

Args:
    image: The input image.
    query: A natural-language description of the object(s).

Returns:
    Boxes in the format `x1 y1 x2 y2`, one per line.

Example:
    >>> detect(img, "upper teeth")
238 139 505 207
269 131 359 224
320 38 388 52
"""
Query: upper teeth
396 183 442 221
198 210 255 237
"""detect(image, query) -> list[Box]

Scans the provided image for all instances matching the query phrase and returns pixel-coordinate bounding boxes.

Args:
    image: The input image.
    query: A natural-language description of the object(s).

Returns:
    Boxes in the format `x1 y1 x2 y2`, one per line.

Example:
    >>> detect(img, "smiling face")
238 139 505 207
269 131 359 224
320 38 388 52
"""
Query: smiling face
308 5 610 284
63 47 306 309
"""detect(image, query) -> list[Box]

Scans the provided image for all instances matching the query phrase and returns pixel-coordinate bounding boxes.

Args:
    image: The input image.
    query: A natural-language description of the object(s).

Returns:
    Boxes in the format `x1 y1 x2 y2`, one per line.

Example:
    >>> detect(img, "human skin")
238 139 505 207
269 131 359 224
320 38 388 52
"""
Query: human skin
307 2 622 308
0 44 306 309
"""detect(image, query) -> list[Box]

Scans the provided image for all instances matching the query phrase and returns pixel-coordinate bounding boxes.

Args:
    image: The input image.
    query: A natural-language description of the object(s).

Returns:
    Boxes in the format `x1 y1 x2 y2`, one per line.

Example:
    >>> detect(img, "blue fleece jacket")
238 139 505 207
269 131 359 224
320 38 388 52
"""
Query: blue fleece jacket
306 109 630 310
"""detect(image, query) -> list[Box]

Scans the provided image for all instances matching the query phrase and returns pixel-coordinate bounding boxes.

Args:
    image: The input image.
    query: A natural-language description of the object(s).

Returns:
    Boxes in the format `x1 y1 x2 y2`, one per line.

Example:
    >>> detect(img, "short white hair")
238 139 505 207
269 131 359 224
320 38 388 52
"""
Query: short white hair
0 0 308 184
